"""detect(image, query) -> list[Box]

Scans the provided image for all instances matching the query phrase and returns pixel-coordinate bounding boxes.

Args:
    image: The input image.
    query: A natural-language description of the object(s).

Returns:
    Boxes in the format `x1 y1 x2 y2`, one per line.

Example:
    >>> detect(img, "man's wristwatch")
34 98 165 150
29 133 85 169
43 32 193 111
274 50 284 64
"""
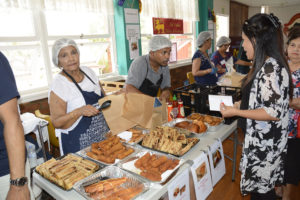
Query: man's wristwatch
10 177 28 186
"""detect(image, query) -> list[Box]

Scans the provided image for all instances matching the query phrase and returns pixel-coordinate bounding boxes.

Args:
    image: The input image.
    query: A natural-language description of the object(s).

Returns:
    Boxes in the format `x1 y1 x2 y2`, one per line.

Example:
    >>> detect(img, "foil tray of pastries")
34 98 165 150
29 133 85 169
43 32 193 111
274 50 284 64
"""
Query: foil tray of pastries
117 126 149 145
164 118 207 135
73 165 149 200
187 113 224 132
140 126 199 157
76 135 137 165
118 149 183 183
35 154 100 190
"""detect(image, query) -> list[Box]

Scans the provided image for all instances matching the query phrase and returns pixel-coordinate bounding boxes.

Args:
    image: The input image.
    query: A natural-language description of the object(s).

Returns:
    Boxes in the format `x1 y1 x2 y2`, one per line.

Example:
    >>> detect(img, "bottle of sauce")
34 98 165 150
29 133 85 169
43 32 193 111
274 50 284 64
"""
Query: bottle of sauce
167 103 173 122
177 100 185 118
172 94 178 108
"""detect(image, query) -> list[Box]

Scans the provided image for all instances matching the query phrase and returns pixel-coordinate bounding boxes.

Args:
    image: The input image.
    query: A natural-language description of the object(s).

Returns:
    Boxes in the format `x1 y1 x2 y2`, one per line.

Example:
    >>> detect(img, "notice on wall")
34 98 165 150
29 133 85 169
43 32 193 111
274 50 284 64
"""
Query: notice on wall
124 8 139 24
126 25 140 60
190 152 213 200
168 168 190 200
129 37 139 60
208 138 226 186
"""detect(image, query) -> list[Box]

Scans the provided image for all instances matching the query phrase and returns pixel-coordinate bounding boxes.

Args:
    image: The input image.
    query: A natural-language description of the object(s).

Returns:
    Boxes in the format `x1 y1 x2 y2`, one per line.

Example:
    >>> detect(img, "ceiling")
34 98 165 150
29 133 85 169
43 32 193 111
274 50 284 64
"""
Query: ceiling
232 0 300 7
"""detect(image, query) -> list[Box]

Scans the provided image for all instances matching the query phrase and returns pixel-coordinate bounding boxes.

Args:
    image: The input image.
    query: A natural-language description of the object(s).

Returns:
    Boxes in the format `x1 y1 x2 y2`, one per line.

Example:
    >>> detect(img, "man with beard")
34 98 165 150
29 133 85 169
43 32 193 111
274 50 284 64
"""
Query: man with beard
125 36 172 101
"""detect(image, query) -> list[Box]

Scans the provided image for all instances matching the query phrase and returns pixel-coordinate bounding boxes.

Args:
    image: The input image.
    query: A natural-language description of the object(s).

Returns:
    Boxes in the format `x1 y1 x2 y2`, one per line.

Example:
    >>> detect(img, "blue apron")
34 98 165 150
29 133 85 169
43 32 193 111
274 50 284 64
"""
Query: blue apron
61 69 110 154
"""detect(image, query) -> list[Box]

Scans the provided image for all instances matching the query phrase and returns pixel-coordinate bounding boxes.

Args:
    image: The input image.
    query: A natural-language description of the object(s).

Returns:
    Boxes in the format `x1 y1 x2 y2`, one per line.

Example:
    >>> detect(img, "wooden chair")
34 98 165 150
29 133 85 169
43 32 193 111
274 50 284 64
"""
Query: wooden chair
186 72 195 84
34 110 60 157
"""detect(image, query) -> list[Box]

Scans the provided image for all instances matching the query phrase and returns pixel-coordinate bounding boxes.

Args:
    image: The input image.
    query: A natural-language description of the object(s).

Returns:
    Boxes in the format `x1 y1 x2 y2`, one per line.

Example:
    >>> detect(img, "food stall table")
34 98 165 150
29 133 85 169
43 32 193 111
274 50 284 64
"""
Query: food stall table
32 120 238 200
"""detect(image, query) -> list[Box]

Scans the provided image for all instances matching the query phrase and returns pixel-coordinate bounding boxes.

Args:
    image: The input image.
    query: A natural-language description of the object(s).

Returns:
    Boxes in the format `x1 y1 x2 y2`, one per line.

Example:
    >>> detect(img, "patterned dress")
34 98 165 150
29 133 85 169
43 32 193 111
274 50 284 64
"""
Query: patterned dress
240 57 290 195
288 68 300 137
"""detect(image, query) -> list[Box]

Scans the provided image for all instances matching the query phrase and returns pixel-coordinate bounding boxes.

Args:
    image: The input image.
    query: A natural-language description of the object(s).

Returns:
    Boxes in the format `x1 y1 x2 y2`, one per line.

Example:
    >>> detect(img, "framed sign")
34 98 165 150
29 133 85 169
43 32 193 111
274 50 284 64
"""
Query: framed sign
153 17 183 34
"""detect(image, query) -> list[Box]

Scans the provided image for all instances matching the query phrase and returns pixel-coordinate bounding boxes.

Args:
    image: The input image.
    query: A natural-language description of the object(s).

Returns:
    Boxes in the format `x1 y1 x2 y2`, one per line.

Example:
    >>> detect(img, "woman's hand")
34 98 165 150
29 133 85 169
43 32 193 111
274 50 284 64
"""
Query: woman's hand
220 103 238 118
78 105 100 117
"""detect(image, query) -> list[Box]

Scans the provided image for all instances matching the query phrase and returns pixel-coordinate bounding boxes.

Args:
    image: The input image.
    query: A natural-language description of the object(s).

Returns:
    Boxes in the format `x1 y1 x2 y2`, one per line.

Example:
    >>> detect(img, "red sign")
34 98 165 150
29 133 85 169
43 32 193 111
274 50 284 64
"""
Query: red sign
153 17 183 34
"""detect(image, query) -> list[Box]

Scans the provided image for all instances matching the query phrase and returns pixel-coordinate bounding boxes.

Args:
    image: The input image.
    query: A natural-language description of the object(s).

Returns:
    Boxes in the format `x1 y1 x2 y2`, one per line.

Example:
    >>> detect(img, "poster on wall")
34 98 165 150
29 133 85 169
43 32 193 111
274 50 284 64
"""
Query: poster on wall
153 17 183 34
126 25 140 60
124 8 139 24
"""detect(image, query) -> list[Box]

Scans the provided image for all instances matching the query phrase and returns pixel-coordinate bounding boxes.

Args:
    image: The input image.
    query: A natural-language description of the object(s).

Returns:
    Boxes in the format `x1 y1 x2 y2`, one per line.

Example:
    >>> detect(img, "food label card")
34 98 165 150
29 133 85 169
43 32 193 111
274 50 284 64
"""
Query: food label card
190 152 213 200
208 138 226 186
208 95 233 111
168 168 190 200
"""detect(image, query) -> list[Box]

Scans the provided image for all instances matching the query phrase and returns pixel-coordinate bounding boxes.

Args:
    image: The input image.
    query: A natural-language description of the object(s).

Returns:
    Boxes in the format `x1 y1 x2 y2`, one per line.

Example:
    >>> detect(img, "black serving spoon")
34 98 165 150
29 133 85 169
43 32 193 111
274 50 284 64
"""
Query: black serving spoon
98 100 111 111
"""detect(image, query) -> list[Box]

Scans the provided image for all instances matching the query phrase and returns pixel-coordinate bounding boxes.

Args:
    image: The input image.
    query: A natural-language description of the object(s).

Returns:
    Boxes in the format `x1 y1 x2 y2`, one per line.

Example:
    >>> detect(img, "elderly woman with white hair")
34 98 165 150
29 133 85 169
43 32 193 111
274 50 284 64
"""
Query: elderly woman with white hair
48 38 109 155
125 35 172 101
211 36 252 77
192 31 218 85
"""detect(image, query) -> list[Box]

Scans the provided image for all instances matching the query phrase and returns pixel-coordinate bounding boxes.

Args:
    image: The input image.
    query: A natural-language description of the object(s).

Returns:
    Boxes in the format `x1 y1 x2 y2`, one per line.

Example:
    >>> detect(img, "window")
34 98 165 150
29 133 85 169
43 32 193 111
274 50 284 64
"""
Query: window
216 14 229 44
0 0 115 102
140 0 198 62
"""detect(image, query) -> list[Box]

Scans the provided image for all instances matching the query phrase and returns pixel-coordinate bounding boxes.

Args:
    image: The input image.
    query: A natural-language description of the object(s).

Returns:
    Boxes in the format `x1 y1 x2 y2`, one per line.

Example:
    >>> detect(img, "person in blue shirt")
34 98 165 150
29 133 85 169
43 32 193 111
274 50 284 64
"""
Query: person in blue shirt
192 31 218 85
0 52 31 199
211 36 252 77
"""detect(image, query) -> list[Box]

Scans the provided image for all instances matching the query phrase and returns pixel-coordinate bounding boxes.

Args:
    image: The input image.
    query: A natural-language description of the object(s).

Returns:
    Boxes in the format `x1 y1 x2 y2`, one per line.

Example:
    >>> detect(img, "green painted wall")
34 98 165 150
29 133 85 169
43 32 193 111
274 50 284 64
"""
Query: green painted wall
113 0 141 75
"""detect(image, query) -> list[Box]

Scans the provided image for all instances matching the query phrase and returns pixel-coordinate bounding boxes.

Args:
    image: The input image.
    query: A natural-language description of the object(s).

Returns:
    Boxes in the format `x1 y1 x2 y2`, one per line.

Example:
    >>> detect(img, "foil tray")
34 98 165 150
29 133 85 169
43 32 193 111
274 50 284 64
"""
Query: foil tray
118 148 184 184
162 118 207 136
117 126 150 145
73 165 149 200
187 113 224 132
76 143 139 166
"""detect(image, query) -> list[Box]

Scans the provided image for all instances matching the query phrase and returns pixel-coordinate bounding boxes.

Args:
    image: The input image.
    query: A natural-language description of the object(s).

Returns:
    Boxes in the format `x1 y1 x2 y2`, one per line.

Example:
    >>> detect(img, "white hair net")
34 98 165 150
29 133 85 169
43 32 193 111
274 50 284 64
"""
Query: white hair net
52 38 80 67
196 31 212 47
216 36 231 47
148 36 172 52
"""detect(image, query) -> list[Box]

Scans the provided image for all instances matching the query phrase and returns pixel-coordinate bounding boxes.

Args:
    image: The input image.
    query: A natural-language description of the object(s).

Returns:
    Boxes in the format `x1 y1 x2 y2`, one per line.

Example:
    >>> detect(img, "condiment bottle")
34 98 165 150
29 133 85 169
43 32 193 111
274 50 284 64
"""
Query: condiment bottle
177 100 185 118
167 103 173 122
172 94 178 108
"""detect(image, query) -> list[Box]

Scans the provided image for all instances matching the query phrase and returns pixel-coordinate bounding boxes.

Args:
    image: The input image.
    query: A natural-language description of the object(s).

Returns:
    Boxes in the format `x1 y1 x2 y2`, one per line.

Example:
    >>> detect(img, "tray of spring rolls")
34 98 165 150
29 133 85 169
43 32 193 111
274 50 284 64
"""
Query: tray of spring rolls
117 126 149 145
76 135 138 166
163 118 208 136
187 113 224 132
118 148 183 183
139 126 199 157
73 165 149 200
34 153 102 190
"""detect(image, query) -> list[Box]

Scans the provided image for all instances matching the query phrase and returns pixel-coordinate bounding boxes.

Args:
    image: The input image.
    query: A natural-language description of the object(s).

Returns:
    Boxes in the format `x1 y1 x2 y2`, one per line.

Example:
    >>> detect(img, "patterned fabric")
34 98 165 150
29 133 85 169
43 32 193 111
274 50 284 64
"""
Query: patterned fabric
288 69 300 138
240 57 290 195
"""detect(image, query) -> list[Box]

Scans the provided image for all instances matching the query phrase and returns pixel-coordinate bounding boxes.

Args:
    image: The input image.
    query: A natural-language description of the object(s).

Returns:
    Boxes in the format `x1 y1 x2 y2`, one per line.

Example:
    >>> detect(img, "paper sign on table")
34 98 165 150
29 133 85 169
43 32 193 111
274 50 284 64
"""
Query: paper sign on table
208 95 233 111
208 138 226 186
168 168 190 200
190 152 213 200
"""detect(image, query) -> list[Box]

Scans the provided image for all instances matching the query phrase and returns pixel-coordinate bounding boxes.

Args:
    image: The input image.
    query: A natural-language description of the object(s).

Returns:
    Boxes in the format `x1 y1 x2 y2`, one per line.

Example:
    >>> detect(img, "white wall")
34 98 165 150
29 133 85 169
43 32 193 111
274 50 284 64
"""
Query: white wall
214 0 230 15
249 5 300 25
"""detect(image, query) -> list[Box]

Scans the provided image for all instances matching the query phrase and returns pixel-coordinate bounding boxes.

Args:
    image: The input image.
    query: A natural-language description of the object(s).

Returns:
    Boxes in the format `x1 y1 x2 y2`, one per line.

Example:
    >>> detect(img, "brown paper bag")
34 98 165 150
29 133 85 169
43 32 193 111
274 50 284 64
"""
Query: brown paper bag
122 93 167 129
98 94 136 135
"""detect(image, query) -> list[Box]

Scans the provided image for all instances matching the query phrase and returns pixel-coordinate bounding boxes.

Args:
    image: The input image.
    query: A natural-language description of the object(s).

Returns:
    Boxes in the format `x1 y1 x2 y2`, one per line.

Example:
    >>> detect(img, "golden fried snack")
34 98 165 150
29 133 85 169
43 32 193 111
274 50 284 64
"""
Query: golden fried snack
187 123 199 133
175 121 190 129
159 159 173 172
117 148 134 159
134 153 150 168
105 142 123 155
97 154 115 164
140 170 161 181
151 156 167 168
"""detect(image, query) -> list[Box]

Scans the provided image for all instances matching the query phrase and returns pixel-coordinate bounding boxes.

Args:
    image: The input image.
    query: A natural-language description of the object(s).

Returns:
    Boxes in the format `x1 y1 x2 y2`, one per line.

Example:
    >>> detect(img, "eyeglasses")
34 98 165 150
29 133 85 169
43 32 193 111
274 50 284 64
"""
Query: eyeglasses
223 44 230 47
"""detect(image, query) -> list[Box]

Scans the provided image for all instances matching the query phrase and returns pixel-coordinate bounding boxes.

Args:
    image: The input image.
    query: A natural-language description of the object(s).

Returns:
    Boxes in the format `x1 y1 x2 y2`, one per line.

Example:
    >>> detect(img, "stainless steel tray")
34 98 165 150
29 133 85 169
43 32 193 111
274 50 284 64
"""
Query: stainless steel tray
34 153 102 191
163 118 208 136
73 165 149 200
118 149 184 184
76 143 139 166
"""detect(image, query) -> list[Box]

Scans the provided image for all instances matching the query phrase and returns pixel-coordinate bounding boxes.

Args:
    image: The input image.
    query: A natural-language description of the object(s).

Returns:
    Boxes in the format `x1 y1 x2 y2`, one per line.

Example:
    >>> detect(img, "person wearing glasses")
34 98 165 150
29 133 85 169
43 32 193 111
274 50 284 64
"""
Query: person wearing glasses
211 36 252 77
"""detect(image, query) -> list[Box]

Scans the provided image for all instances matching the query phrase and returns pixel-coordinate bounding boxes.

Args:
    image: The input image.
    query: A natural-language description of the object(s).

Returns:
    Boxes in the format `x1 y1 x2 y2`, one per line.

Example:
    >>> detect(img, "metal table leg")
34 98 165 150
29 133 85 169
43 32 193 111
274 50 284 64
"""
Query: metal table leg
37 121 48 162
232 129 238 181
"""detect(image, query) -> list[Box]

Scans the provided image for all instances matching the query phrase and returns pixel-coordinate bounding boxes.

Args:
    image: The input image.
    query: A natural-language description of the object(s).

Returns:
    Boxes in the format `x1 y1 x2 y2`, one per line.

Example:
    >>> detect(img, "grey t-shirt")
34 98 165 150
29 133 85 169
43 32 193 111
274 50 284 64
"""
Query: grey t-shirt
125 54 171 89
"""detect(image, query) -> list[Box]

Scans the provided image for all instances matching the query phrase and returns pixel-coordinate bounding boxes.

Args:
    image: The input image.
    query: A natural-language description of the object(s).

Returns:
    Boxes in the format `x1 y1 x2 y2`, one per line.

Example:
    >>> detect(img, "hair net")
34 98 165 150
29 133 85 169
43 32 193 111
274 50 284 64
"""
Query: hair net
196 31 212 47
148 36 172 52
52 38 80 67
216 36 231 47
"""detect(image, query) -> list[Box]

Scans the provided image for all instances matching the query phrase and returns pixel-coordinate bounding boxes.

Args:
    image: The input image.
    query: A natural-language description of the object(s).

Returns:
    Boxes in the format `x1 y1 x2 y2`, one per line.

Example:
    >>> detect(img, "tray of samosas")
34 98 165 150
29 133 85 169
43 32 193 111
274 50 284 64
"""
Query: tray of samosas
117 126 149 145
118 149 183 183
35 153 101 190
163 118 207 135
76 136 138 166
187 113 224 132
140 126 199 157
73 165 149 200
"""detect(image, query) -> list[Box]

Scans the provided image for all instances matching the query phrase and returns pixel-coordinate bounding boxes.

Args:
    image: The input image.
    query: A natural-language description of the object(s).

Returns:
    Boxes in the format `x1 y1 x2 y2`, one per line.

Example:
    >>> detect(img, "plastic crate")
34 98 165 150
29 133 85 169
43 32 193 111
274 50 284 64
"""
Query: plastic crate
173 84 214 116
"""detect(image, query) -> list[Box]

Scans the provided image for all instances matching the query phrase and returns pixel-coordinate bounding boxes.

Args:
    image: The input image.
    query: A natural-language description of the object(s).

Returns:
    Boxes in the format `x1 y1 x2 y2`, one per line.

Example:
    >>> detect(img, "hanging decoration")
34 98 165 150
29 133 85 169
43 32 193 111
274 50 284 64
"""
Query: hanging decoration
208 8 216 23
118 0 126 6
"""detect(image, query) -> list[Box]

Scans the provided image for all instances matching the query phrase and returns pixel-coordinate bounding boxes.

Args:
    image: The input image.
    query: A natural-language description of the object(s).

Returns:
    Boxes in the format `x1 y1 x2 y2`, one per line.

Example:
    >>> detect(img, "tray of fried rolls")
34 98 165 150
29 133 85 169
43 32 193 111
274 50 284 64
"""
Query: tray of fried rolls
187 113 224 132
35 153 101 190
140 126 199 157
76 135 138 166
73 165 149 200
118 149 183 183
117 126 149 145
163 118 207 135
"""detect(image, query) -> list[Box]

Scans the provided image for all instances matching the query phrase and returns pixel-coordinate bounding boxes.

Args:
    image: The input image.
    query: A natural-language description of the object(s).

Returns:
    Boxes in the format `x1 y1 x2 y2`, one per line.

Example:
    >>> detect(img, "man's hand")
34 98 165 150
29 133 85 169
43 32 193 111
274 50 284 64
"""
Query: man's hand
159 89 170 101
6 185 30 200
